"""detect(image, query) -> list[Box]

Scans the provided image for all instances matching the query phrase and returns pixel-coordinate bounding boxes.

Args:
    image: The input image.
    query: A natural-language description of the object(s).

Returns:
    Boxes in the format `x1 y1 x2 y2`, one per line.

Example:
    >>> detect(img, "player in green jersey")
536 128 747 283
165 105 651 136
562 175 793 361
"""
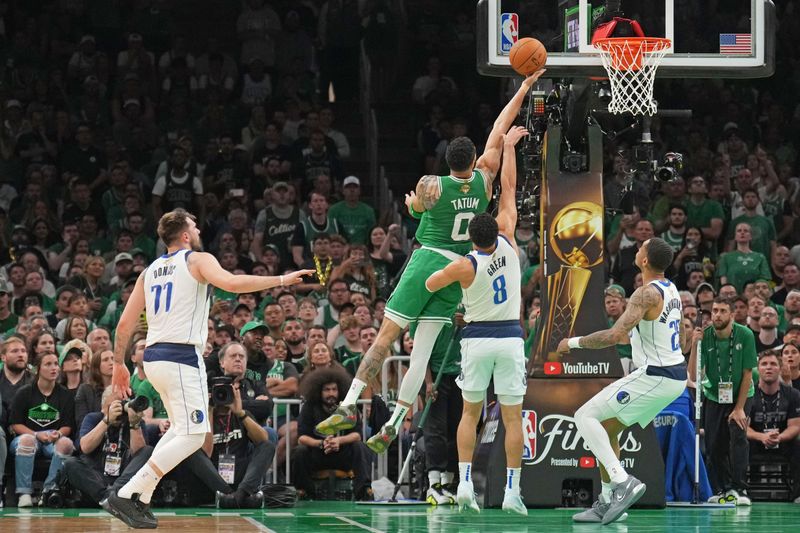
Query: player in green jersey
316 70 546 453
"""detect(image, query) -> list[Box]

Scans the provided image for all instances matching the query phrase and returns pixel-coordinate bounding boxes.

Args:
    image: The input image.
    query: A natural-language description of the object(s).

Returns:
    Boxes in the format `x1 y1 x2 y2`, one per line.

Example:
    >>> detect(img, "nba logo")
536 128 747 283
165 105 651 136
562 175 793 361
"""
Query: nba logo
521 410 537 460
500 13 519 53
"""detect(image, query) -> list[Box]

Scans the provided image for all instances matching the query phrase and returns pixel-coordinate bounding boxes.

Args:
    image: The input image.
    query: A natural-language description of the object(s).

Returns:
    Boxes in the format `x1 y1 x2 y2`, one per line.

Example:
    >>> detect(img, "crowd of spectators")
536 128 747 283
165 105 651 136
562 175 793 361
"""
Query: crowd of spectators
0 0 799 509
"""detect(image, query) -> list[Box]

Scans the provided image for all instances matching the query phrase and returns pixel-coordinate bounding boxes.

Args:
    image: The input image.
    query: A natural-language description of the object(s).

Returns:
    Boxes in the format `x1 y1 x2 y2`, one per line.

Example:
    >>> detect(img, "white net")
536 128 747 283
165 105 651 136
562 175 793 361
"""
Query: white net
594 38 671 116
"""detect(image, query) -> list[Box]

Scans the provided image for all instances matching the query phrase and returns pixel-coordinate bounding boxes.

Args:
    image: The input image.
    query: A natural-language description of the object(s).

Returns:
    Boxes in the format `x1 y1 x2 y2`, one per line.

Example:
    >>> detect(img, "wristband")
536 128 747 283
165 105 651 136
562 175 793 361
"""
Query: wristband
279 275 284 287
568 337 582 349
408 204 423 219
237 411 248 420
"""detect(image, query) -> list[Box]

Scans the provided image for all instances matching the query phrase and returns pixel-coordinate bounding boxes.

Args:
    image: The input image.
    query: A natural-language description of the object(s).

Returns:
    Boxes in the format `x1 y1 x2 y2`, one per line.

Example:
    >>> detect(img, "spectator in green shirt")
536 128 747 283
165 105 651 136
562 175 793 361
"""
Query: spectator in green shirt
127 212 157 261
0 281 19 333
725 188 776 260
717 222 771 293
328 176 376 245
688 296 756 504
659 203 688 252
650 178 687 233
685 175 725 245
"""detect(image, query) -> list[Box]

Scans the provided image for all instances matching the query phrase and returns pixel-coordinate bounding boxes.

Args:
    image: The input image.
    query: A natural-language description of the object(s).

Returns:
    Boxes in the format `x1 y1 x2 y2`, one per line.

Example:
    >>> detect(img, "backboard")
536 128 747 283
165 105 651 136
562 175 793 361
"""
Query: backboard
477 0 776 78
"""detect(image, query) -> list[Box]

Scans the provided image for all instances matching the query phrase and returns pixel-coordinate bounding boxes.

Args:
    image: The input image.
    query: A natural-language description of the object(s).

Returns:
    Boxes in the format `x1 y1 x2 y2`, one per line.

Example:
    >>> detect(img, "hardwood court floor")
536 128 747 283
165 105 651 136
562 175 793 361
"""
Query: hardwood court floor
1 501 799 532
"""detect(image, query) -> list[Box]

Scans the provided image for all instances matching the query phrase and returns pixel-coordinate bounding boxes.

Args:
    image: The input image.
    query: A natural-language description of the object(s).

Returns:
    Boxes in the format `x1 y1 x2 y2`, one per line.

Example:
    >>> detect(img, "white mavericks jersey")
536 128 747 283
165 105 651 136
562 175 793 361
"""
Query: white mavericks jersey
144 249 210 352
463 235 521 323
630 279 685 368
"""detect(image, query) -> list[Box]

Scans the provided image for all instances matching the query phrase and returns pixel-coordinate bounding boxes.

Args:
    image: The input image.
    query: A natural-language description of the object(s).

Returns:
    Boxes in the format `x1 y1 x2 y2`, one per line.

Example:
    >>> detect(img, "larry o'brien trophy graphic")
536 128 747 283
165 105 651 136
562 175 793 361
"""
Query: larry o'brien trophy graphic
537 201 604 361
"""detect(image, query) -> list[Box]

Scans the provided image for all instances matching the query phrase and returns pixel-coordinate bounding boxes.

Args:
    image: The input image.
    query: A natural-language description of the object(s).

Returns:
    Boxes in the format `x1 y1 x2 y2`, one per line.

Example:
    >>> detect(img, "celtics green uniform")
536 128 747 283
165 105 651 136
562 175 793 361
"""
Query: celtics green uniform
386 171 490 324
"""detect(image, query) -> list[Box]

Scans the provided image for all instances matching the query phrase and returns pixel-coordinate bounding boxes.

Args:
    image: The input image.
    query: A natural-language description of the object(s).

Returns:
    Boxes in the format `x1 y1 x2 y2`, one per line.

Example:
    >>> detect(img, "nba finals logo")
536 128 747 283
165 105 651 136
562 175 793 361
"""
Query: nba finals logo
500 13 519 53
521 410 537 460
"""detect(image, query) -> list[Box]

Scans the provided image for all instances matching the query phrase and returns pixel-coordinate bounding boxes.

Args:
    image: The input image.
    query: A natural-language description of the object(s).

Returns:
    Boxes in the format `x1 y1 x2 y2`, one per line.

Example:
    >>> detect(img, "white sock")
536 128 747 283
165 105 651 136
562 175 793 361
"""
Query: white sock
396 322 442 407
574 408 628 484
124 432 205 503
118 463 161 503
387 404 409 431
441 471 454 485
343 378 367 406
506 468 521 494
428 470 441 487
601 481 613 503
459 462 473 484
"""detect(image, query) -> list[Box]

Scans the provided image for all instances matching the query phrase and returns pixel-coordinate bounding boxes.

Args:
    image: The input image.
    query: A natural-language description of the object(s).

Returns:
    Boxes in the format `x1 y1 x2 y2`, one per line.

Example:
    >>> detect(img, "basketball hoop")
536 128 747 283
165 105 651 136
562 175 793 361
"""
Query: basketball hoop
593 37 671 116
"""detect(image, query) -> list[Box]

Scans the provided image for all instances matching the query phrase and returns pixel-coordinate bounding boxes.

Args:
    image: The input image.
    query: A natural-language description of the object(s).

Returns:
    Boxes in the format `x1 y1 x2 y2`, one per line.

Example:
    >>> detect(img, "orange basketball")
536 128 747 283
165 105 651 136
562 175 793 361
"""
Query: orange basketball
509 37 547 76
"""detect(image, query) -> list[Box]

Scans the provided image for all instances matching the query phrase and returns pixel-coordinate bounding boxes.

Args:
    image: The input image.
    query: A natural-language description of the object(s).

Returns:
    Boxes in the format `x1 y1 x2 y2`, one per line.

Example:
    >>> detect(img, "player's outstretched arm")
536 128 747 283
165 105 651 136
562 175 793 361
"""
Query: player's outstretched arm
406 175 440 215
112 272 147 398
476 69 546 180
556 284 661 354
496 126 529 240
192 251 314 293
425 258 476 292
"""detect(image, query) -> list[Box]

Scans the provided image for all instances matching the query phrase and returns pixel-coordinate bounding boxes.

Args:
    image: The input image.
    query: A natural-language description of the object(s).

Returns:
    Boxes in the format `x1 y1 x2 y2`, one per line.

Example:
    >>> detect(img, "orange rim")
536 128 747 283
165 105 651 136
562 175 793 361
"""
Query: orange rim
593 37 671 71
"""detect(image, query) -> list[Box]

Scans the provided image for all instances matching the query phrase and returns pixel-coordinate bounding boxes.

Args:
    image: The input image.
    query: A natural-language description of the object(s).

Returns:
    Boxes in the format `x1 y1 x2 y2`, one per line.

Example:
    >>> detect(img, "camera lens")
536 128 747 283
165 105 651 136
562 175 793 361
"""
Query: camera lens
657 166 676 181
125 395 150 412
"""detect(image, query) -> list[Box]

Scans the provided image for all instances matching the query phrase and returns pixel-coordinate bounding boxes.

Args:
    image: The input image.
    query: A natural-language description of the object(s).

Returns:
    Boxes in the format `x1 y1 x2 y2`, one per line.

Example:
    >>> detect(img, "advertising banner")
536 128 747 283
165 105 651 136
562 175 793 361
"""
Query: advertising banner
530 125 622 378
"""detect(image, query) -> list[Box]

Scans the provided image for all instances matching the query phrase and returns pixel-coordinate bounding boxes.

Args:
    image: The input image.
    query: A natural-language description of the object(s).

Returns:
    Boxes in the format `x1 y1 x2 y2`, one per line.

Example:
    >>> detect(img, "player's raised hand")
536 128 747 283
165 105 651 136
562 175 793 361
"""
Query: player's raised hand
281 269 316 286
111 361 132 399
404 190 418 212
520 68 547 89
503 126 529 147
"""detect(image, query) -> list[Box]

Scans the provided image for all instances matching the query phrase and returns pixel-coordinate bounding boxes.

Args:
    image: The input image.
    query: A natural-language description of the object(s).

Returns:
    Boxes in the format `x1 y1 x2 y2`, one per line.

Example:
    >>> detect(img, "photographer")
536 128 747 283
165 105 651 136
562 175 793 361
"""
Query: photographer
210 341 275 436
293 366 372 500
203 344 275 508
63 388 153 506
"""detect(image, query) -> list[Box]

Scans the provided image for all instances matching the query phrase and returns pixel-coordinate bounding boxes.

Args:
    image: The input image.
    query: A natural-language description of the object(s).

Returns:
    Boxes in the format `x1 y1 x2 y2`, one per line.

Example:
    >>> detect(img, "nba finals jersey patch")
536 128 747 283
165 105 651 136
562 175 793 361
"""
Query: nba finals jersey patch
616 391 631 405
190 410 204 424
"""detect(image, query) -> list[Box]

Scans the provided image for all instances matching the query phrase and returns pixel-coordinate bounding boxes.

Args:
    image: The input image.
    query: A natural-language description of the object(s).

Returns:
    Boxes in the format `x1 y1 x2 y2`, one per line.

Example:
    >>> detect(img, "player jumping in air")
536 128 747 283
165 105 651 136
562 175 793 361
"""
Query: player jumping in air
425 126 530 515
556 237 687 524
105 210 312 529
315 71 546 453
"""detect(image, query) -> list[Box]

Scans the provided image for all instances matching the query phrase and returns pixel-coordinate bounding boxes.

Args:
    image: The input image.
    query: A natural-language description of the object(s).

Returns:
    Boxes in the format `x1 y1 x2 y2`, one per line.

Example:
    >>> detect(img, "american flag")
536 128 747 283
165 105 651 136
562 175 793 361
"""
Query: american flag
719 33 752 55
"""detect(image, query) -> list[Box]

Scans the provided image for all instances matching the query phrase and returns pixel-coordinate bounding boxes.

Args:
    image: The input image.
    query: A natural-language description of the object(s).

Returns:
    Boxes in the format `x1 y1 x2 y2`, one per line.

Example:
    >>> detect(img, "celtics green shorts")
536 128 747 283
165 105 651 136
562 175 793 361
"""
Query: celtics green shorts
385 247 461 326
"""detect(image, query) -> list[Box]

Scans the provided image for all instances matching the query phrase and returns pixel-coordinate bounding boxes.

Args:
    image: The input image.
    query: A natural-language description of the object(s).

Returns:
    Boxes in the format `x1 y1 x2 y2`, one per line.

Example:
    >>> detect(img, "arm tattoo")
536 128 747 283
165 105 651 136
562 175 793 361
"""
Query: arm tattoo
579 285 661 349
356 343 391 382
416 175 440 210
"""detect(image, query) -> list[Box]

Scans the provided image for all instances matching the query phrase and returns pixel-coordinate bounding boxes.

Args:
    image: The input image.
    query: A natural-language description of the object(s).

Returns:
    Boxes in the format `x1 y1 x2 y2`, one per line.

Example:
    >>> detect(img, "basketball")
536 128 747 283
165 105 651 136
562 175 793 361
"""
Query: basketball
509 37 547 76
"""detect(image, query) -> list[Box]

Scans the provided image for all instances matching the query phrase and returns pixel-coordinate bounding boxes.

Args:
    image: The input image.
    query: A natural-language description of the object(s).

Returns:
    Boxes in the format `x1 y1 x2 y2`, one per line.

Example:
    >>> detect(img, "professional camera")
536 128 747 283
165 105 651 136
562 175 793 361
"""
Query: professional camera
43 469 81 508
562 151 587 173
656 152 684 182
210 375 235 406
124 395 150 413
